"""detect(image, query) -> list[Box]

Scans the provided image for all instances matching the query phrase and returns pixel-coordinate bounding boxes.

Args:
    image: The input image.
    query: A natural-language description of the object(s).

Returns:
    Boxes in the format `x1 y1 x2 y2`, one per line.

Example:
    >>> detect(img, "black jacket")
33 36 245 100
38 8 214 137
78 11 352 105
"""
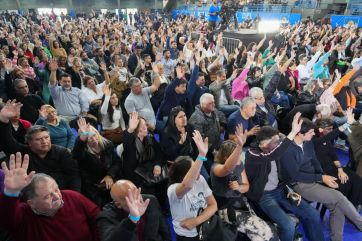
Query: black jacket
14 93 44 124
245 138 292 202
0 122 81 191
72 138 122 207
96 194 171 241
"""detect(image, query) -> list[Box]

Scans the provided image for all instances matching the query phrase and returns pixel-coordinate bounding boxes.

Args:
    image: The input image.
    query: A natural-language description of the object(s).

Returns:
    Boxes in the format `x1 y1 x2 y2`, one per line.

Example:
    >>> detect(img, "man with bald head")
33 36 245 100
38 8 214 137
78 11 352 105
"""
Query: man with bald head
96 180 171 241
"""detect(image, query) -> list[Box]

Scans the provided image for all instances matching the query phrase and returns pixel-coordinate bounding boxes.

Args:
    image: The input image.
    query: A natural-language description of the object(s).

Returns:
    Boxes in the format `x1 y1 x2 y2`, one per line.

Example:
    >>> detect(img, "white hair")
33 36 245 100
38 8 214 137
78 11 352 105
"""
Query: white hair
249 87 264 98
200 93 214 108
316 104 332 118
240 96 256 109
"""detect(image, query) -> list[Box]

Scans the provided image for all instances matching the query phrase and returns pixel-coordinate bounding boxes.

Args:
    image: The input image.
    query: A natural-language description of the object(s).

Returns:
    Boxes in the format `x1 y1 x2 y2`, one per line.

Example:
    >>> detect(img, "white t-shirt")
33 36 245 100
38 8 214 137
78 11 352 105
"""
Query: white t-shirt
167 176 212 237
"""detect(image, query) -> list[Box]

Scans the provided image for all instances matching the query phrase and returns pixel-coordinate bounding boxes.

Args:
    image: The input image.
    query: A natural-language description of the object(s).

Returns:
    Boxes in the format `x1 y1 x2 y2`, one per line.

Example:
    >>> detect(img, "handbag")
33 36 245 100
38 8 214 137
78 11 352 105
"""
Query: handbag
196 209 237 241
134 163 169 186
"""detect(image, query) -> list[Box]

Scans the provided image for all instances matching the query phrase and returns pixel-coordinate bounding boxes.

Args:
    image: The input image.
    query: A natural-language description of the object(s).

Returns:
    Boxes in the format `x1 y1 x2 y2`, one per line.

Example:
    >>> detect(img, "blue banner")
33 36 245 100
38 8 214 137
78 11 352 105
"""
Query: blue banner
172 9 301 25
330 15 362 28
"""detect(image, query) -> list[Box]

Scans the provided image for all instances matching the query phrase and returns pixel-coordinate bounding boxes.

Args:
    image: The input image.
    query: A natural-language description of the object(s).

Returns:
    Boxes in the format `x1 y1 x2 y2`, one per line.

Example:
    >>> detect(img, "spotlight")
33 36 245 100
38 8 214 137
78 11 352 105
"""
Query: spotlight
258 20 281 33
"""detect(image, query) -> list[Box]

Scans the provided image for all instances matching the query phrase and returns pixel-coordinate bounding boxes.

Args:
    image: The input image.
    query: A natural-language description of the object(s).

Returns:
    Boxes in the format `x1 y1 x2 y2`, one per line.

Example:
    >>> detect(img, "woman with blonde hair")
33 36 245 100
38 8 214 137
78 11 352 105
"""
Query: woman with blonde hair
35 104 75 149
72 118 122 207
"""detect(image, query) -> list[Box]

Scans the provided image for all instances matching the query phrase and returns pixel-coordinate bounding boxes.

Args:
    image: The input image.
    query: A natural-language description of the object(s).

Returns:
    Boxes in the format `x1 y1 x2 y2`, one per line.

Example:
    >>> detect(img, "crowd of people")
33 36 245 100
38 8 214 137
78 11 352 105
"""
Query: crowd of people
0 8 361 241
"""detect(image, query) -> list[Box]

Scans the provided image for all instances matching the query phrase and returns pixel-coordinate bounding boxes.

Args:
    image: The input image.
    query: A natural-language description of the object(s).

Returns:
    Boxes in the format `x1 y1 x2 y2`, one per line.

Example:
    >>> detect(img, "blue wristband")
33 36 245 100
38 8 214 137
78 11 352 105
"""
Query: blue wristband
342 123 351 133
128 214 141 222
196 156 207 162
3 191 19 197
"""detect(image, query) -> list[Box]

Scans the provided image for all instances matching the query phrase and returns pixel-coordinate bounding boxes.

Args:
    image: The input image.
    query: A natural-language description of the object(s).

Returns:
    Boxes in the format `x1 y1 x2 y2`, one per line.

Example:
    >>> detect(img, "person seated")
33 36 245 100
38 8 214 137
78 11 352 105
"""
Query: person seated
73 118 122 208
168 130 218 241
227 97 259 145
189 93 226 174
49 60 89 122
245 113 325 241
280 117 362 241
314 115 362 208
348 118 362 178
11 78 44 124
0 153 100 241
296 79 322 106
124 76 160 131
157 65 189 124
35 104 75 150
186 51 209 112
122 112 168 209
0 100 81 191
211 125 279 241
96 180 171 241
100 84 126 145
3 102 32 144
160 106 195 162
209 69 239 117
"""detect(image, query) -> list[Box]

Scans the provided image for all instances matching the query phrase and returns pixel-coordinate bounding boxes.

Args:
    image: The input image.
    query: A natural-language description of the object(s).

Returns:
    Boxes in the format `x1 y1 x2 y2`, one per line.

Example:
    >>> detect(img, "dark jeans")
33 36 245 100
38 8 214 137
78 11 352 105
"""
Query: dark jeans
258 186 324 241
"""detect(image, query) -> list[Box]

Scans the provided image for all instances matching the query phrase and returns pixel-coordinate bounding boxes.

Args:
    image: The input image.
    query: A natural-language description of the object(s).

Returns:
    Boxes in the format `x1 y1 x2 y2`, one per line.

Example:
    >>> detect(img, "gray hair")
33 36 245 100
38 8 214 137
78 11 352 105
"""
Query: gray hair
20 173 55 201
316 104 331 118
25 125 49 143
128 77 141 88
249 87 264 99
200 93 214 107
13 78 26 88
240 97 256 109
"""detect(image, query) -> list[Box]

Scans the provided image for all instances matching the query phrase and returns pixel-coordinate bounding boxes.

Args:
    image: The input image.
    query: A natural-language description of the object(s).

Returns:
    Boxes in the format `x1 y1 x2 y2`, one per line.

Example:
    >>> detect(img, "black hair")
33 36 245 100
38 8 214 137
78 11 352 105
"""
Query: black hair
60 73 71 80
315 118 334 129
168 156 193 185
299 118 316 134
101 93 120 123
255 126 280 144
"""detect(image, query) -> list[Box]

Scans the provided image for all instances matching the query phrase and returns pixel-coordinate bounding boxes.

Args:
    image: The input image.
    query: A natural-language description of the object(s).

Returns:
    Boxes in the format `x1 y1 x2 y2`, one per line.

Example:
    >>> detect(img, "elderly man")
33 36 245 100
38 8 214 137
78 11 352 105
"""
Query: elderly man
124 76 160 130
189 93 226 176
49 60 89 122
0 100 81 191
97 180 171 241
0 153 100 241
227 97 259 143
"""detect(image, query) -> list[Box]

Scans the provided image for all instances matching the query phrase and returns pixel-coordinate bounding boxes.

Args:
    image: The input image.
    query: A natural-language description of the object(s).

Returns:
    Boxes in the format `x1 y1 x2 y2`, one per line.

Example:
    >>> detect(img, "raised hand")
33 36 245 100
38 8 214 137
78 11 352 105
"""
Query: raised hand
0 100 22 122
125 187 150 220
102 84 112 97
176 65 185 79
39 105 49 119
99 62 107 72
151 63 159 74
1 152 35 195
192 130 208 157
235 124 247 146
194 50 201 65
128 112 140 132
77 117 90 138
346 108 355 125
49 59 58 72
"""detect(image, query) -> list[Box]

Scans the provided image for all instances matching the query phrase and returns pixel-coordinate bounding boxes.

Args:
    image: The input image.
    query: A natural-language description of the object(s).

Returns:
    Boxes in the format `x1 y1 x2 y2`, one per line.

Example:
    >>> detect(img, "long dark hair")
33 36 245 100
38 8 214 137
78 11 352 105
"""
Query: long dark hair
164 106 185 138
101 92 120 123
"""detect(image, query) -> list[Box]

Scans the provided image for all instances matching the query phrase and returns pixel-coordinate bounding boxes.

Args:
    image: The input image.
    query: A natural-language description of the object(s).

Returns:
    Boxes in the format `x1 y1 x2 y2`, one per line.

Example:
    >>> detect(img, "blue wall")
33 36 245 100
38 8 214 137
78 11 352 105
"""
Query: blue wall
172 9 301 25
330 15 362 28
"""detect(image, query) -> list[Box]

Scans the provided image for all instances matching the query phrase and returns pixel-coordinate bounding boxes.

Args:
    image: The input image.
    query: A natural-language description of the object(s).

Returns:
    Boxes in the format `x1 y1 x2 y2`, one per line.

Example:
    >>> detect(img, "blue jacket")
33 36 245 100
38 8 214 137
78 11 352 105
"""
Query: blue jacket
313 51 331 80
187 65 209 111
280 141 324 184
